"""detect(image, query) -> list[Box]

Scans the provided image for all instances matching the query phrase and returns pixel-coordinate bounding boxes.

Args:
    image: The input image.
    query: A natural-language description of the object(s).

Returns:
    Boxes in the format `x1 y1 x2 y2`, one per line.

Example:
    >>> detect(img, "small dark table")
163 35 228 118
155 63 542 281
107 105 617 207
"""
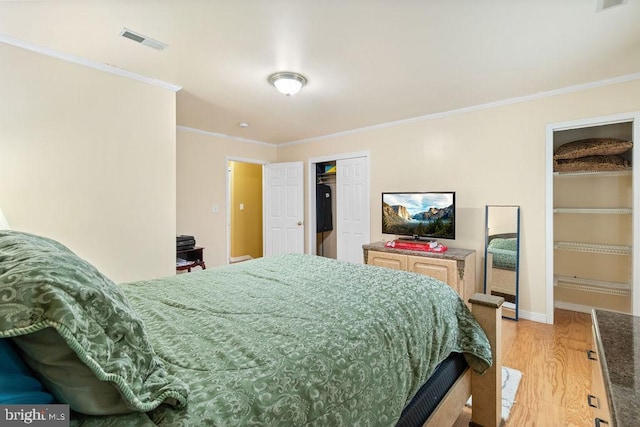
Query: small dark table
177 247 206 272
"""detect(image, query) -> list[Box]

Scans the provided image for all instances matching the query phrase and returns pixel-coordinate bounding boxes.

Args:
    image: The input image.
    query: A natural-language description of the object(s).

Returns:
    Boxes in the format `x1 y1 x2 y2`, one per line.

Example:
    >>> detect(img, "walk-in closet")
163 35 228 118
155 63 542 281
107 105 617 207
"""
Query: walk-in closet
550 113 639 316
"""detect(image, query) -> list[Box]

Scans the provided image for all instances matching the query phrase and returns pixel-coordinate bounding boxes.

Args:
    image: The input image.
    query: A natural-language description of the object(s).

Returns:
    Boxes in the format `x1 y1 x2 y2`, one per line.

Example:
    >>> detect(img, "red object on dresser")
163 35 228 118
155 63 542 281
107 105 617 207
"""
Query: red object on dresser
384 240 448 253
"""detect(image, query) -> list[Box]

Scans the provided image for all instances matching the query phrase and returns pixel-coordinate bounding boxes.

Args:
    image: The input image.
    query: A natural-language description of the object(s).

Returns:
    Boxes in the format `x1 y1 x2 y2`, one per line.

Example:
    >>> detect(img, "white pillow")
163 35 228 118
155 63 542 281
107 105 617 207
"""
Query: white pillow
0 208 10 230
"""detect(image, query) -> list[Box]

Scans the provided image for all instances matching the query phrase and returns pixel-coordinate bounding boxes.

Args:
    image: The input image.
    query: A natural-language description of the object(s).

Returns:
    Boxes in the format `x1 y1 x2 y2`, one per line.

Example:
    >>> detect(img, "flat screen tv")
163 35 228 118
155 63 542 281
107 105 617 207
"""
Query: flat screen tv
382 192 455 240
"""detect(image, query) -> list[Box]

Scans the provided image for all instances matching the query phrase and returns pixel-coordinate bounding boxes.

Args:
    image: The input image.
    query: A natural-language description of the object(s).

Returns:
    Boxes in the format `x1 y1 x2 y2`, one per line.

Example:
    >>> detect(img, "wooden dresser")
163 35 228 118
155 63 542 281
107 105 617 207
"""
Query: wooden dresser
362 241 476 305
589 309 640 427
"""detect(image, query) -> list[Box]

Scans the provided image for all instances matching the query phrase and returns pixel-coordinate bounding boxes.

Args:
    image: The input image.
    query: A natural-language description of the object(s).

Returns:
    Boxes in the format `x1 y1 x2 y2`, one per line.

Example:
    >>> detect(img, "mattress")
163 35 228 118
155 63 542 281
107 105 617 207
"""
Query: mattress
396 352 468 427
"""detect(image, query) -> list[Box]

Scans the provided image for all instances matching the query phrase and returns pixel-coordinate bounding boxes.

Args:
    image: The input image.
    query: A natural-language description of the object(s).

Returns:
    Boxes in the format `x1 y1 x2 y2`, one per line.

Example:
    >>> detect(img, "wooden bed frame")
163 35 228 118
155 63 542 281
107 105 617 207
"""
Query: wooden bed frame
486 232 517 319
485 254 516 296
424 293 504 427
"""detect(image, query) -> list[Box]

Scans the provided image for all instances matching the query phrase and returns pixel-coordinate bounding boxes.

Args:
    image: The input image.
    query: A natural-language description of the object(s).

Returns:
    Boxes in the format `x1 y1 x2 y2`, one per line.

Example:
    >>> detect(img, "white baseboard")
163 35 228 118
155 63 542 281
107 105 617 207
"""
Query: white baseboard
230 255 253 263
553 300 594 314
515 309 548 324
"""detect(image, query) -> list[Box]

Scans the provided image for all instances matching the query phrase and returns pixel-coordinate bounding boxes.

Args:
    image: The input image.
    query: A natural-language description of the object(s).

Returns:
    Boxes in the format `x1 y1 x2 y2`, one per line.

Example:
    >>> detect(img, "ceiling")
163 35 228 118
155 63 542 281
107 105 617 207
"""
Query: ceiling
1 1 639 144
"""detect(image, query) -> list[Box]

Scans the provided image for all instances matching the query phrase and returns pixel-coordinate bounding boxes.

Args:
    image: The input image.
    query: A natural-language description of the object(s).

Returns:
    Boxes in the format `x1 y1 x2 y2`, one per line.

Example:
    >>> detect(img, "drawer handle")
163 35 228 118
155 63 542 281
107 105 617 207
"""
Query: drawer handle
587 394 600 408
587 349 598 361
595 418 609 426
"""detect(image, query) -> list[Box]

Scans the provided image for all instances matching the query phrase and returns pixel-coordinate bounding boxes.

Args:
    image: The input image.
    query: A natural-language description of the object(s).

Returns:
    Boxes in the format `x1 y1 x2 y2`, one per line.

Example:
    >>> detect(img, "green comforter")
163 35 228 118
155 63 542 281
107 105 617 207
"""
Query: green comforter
488 238 517 270
488 247 517 270
75 254 491 426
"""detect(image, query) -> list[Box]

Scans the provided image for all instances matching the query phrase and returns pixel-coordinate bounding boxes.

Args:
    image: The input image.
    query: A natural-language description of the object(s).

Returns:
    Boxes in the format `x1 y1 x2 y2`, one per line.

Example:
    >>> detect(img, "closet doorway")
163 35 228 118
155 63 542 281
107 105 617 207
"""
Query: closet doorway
316 161 337 258
227 159 264 263
545 112 640 324
308 151 370 264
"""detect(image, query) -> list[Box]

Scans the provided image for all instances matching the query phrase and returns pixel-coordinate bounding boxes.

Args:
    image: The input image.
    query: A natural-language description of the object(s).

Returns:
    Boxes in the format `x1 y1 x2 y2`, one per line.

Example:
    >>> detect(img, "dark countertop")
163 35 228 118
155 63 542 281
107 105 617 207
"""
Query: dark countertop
362 241 474 261
592 309 640 427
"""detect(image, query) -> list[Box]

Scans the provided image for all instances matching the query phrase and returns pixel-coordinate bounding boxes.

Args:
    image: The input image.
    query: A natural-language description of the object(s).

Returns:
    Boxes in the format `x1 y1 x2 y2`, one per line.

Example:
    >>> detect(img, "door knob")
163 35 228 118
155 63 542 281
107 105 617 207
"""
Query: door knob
297 221 303 226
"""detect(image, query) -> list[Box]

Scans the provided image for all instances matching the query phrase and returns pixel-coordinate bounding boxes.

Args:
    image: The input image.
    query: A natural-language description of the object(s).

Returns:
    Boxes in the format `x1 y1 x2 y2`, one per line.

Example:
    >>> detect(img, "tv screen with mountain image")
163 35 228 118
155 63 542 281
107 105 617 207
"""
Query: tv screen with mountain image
382 192 455 240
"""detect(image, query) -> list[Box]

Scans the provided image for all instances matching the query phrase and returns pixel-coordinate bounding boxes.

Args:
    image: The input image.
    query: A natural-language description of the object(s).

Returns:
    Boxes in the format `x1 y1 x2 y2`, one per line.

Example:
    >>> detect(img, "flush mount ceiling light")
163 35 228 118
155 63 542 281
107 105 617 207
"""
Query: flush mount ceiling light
268 72 307 96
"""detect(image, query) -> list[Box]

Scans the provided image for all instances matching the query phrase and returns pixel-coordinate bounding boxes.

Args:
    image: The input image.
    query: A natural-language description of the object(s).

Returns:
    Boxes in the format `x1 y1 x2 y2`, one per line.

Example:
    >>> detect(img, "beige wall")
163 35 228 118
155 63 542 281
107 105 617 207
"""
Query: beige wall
277 79 640 320
176 128 277 267
487 206 518 236
0 43 177 283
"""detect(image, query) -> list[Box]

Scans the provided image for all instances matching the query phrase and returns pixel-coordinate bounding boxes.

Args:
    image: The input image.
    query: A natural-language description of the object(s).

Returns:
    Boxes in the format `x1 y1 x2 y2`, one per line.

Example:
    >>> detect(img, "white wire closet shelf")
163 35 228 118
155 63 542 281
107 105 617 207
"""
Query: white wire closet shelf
553 207 632 214
553 170 632 177
554 275 632 297
554 241 632 255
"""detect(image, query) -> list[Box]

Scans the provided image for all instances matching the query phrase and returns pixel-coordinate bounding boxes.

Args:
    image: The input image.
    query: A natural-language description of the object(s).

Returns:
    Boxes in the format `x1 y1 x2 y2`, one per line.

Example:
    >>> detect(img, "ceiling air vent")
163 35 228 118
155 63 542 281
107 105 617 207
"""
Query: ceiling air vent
119 28 168 51
596 0 627 12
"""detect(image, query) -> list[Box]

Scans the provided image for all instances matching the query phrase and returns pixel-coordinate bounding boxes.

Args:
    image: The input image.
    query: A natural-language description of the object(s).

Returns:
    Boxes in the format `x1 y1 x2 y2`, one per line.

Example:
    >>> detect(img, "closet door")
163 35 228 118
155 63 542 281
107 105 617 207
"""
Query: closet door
336 157 370 264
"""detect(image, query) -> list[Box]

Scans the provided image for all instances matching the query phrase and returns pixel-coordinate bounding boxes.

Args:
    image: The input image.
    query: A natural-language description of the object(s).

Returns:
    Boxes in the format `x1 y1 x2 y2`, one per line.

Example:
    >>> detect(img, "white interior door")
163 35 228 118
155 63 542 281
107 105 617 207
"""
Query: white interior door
337 157 370 263
264 162 304 256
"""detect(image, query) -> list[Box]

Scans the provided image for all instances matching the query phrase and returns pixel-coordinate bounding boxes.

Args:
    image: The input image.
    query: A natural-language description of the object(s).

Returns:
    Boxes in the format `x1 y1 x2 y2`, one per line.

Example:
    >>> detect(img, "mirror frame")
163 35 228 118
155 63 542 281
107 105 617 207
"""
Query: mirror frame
483 205 521 320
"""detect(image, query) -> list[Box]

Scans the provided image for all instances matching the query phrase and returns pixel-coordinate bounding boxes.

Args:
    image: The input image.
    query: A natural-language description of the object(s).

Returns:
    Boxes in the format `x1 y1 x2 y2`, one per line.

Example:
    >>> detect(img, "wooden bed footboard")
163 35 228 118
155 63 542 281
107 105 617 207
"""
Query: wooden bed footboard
469 293 503 427
423 293 504 427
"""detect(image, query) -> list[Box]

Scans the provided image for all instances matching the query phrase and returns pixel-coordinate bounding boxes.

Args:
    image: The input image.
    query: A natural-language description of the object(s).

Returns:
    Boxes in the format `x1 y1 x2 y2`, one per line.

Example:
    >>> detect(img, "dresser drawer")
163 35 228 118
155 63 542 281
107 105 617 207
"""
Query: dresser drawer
367 250 407 270
588 325 612 426
408 255 459 294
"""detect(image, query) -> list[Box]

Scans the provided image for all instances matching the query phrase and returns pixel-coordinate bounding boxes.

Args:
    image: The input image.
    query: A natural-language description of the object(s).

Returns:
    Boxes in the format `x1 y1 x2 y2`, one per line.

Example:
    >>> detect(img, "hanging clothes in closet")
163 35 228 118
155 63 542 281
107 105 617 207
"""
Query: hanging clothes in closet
316 184 333 233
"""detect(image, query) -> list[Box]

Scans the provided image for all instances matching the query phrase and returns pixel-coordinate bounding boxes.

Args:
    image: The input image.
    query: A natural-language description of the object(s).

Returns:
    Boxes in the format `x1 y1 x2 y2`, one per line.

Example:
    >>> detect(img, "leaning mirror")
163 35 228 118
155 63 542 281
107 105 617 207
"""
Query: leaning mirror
484 205 521 320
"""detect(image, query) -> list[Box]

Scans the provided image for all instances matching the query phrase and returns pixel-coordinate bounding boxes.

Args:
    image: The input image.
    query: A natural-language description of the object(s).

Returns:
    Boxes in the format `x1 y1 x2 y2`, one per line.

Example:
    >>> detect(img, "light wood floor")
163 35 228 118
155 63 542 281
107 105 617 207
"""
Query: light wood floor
454 309 594 426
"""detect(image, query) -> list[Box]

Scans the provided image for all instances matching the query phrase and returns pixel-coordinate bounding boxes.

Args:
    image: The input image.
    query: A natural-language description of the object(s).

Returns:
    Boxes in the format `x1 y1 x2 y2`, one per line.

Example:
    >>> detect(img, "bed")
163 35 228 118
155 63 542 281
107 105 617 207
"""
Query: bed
0 230 503 426
485 233 518 302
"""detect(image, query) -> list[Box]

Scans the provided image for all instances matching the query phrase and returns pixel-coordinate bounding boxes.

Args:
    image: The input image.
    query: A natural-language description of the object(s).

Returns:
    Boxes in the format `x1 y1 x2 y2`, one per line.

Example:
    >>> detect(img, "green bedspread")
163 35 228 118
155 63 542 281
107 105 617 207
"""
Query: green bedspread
488 247 517 270
74 254 491 427
487 238 518 271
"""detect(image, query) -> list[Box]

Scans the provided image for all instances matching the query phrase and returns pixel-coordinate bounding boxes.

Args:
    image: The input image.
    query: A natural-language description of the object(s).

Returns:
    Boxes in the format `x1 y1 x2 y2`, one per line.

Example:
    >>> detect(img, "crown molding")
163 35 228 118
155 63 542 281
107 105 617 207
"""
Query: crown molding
176 125 275 147
282 71 640 146
0 33 181 92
